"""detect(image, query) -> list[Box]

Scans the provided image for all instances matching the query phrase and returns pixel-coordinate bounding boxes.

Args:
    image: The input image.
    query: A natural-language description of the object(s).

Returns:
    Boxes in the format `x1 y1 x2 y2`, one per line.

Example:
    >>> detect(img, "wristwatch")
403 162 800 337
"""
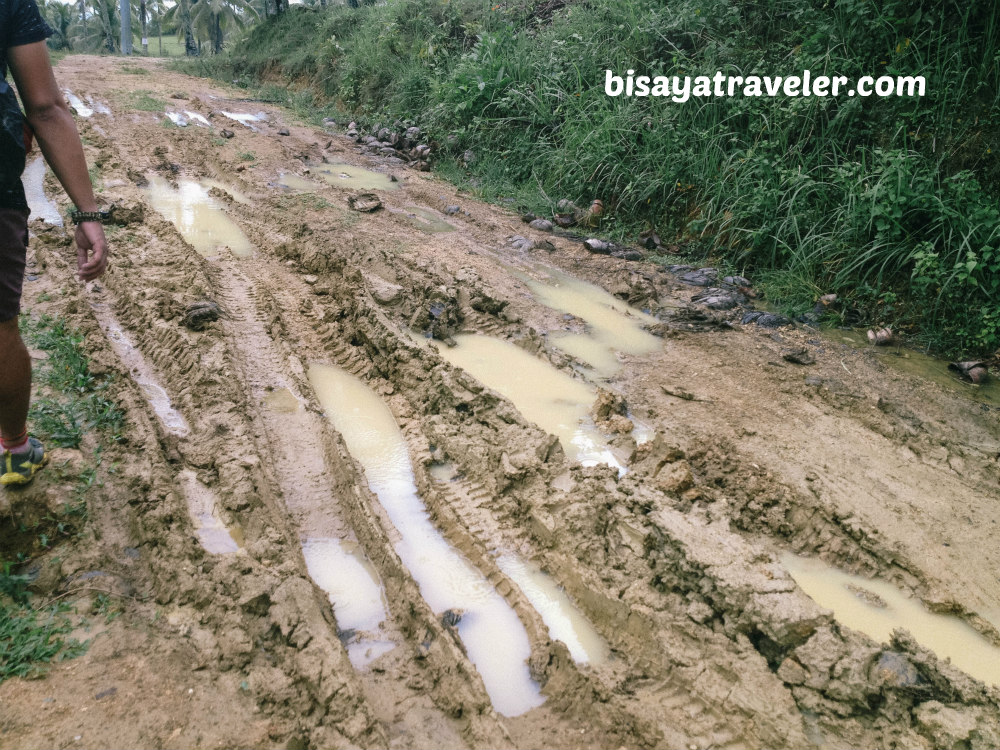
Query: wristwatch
70 209 111 225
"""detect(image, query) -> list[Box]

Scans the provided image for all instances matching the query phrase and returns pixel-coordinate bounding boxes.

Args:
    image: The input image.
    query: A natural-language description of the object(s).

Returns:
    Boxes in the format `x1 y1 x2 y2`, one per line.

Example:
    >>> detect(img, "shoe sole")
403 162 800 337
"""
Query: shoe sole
0 454 49 486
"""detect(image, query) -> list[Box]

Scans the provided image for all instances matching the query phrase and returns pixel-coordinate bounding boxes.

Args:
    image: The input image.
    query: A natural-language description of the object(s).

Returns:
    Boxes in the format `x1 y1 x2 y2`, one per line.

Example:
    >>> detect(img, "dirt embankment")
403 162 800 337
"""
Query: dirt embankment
2 56 999 750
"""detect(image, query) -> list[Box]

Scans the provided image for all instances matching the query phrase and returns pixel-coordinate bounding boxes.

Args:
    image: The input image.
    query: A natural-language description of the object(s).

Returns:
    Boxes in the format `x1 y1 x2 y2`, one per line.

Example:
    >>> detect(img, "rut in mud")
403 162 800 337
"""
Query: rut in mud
2 57 1000 750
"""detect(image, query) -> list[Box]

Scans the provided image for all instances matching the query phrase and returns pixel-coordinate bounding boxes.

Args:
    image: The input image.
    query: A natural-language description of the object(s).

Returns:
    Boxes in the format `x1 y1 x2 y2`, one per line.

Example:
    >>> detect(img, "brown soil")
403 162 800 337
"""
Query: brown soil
2 56 1000 750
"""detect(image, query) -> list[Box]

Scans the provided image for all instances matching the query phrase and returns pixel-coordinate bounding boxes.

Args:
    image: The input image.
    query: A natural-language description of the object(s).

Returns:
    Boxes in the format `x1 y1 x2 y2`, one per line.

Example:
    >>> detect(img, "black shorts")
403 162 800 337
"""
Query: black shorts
0 207 29 323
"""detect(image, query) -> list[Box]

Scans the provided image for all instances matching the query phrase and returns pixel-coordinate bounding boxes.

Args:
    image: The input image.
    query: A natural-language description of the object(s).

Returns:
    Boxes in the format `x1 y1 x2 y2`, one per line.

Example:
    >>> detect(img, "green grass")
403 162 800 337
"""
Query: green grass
186 0 1000 356
20 314 124 449
120 64 151 75
0 565 88 683
121 89 165 112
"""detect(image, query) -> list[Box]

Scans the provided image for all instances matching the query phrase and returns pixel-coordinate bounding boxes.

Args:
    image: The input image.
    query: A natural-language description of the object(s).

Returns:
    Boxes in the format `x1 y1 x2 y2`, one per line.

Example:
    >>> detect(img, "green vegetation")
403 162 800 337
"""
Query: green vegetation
20 314 124 449
121 89 166 112
0 564 88 683
188 0 999 354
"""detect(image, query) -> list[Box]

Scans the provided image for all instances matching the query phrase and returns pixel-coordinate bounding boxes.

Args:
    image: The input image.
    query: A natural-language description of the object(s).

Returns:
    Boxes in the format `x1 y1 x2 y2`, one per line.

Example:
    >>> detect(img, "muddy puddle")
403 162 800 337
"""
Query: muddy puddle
177 470 243 555
276 172 319 192
314 164 398 191
307 363 544 716
783 554 1000 687
496 554 609 665
22 157 63 226
302 538 396 669
525 268 660 379
63 90 93 117
145 175 254 258
436 334 625 472
220 110 266 130
831 329 1000 407
393 206 455 233
202 178 252 205
92 307 189 437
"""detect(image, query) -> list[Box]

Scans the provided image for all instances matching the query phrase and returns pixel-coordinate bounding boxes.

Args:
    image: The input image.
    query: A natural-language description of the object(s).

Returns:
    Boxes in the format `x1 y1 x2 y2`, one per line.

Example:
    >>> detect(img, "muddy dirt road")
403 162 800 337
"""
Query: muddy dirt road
2 56 1000 750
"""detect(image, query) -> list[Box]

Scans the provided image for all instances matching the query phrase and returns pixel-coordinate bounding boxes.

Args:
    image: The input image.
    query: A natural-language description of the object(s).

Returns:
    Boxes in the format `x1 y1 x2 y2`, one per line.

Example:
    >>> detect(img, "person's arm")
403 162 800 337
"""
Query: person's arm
7 40 107 282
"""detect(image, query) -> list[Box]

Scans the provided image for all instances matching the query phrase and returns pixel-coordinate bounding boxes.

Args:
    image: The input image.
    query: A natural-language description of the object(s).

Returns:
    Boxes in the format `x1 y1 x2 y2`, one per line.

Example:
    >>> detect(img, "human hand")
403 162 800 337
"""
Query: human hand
74 221 109 281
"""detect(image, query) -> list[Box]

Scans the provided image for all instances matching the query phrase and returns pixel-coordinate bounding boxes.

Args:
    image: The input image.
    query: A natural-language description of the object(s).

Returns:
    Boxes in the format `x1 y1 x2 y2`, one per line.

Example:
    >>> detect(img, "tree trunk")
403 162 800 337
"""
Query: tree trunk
212 14 222 54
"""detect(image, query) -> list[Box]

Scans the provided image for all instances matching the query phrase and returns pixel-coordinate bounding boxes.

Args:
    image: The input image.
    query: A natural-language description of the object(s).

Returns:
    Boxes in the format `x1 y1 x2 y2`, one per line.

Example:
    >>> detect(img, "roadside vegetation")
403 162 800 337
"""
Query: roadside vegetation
176 0 999 356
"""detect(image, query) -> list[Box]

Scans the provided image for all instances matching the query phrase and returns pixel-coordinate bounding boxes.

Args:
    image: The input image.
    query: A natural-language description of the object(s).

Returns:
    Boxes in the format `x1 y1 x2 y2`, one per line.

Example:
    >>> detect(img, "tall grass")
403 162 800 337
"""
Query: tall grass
192 0 999 354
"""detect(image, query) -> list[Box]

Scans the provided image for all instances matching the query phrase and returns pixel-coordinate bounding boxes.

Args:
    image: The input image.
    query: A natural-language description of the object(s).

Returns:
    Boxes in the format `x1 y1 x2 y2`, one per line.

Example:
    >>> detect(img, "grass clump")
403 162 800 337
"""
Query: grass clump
121 89 165 112
194 0 1000 355
20 314 124 449
0 564 88 683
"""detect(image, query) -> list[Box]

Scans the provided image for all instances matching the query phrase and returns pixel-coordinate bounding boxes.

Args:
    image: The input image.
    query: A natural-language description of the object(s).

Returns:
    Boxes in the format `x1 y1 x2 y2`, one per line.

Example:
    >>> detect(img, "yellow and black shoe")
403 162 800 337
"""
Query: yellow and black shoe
1 438 48 486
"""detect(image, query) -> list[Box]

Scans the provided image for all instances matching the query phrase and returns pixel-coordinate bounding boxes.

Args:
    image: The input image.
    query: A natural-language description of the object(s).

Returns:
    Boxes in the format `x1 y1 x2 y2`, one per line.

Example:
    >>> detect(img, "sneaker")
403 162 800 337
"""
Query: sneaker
1 437 48 486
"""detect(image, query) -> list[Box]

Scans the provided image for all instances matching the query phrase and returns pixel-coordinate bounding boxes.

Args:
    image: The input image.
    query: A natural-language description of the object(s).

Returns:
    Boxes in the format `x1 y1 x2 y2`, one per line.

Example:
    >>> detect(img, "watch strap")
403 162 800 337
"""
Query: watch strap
70 209 110 225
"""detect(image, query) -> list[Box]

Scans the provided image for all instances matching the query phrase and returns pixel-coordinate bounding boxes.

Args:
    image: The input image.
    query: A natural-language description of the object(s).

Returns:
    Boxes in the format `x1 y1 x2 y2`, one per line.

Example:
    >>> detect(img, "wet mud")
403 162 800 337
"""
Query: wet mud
4 55 1000 750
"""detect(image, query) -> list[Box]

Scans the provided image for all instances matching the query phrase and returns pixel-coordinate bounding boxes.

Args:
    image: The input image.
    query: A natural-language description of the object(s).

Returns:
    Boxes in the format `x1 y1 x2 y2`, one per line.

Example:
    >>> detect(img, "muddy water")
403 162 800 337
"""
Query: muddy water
146 175 254 258
277 172 318 192
783 554 1000 687
832 329 1000 407
165 112 188 127
525 268 660 379
202 178 252 205
496 554 609 666
436 334 624 472
314 164 398 191
22 157 63 226
302 538 396 669
395 207 455 233
307 363 544 716
220 111 266 129
63 90 93 117
177 470 243 555
185 111 210 127
92 310 189 437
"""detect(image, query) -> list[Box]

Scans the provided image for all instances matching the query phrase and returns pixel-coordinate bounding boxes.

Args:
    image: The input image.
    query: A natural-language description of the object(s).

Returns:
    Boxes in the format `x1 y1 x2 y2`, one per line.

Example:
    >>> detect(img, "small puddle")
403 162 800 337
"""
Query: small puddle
202 178 252 205
783 553 1000 687
146 174 254 258
185 111 210 127
21 157 62 226
314 164 398 191
178 470 243 555
307 363 544 716
87 97 111 116
277 172 319 192
832 329 1000 407
93 310 189 437
302 538 396 669
165 112 188 127
220 110 266 129
435 334 624 472
394 206 455 233
525 268 661 379
63 90 93 117
496 554 609 666
264 387 300 413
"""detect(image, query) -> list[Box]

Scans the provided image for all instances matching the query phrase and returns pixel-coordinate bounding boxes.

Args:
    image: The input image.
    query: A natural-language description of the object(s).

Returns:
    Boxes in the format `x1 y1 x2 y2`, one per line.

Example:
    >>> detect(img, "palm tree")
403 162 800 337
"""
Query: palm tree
189 0 256 53
40 0 75 49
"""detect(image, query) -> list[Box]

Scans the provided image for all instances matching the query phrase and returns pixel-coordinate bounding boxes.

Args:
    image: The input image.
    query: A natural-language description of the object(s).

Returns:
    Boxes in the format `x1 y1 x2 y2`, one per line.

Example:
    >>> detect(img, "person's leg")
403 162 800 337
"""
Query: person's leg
0 318 31 449
0 207 32 453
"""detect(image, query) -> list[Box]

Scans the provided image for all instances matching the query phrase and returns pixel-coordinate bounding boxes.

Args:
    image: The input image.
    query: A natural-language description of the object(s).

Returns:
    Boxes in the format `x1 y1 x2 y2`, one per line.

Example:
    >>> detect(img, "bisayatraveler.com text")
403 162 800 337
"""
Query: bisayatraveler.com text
605 70 926 102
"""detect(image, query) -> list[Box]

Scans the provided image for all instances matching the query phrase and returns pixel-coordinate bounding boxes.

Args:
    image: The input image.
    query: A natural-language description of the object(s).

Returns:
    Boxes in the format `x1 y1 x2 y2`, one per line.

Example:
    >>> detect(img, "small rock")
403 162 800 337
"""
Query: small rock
182 300 221 331
611 249 643 262
520 213 537 223
722 275 751 286
529 219 554 232
678 268 718 286
220 129 235 139
867 327 894 345
444 205 460 215
302 275 318 285
94 687 117 701
347 193 382 212
170 92 187 99
948 361 990 384
441 609 463 628
782 348 815 365
870 651 923 687
277 128 290 136
583 238 610 254
741 311 791 328
462 149 475 165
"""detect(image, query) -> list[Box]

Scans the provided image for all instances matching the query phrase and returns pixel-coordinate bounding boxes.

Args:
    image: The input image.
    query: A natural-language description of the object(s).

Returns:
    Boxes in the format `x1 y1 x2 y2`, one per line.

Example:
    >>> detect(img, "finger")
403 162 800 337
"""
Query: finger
77 246 88 277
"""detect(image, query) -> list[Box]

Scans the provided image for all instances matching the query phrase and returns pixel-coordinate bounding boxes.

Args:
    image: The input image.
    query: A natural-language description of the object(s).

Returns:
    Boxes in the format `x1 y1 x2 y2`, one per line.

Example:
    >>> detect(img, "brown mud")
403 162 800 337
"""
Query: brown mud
2 56 1000 750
